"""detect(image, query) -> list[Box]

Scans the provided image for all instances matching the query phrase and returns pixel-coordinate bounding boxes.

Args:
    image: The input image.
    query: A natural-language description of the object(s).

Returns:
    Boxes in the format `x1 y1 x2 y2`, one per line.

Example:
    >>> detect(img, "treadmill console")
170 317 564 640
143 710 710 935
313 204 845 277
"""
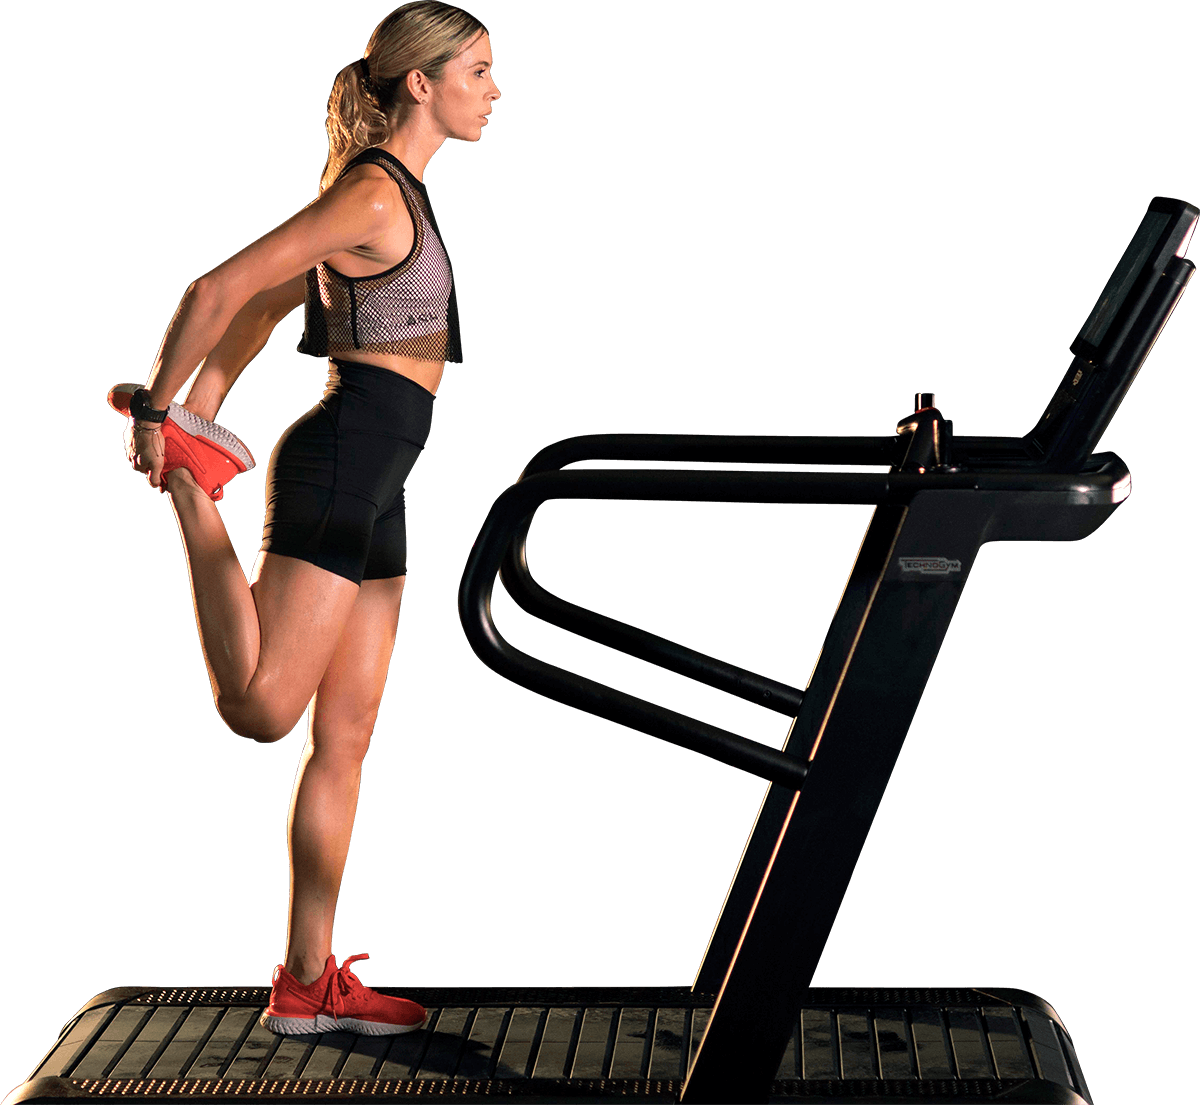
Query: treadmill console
1025 196 1198 468
1072 196 1197 367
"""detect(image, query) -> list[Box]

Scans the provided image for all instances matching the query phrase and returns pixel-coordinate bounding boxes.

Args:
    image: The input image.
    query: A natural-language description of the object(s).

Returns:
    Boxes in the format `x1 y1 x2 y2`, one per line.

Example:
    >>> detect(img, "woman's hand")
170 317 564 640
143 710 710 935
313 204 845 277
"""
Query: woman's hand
126 421 167 491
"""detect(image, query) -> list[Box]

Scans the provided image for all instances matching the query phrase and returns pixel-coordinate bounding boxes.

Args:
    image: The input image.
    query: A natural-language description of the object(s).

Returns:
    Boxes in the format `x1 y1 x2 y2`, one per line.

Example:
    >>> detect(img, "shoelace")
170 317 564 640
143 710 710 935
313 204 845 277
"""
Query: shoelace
323 953 371 1023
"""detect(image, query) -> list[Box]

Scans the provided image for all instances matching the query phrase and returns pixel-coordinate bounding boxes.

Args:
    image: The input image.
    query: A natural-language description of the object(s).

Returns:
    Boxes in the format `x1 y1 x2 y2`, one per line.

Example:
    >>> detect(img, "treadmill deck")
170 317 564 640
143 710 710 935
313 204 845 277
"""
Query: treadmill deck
8 985 1090 1103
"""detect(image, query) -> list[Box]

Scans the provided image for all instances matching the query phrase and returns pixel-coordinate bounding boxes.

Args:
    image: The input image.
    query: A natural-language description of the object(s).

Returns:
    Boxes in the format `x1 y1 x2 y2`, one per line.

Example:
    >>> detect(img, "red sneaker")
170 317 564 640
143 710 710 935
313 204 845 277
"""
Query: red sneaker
107 383 254 501
260 953 427 1036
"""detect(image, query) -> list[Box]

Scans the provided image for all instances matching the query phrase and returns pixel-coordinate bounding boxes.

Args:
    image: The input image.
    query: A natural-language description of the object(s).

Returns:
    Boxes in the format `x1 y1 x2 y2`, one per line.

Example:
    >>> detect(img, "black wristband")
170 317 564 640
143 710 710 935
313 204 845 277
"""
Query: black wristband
130 387 168 423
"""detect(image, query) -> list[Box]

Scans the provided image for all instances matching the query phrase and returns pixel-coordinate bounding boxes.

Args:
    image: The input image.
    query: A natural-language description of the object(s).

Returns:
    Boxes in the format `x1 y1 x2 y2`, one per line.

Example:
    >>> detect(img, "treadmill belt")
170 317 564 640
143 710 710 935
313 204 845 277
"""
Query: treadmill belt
11 986 1090 1103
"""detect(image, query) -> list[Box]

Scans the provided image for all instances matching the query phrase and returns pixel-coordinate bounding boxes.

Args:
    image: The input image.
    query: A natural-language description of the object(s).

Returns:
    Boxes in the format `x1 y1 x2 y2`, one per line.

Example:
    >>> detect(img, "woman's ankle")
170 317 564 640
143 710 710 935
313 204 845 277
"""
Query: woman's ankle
165 466 202 496
284 954 331 987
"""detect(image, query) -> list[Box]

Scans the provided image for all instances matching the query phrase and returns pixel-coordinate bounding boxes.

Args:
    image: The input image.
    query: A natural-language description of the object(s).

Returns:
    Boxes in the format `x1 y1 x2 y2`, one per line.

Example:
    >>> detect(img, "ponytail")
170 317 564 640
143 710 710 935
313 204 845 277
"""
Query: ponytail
319 60 394 193
319 2 488 193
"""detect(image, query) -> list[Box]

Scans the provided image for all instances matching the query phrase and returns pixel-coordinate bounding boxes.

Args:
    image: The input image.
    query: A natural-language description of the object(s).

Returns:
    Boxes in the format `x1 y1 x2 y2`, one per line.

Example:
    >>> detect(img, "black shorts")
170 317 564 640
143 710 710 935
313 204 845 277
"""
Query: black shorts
261 359 435 584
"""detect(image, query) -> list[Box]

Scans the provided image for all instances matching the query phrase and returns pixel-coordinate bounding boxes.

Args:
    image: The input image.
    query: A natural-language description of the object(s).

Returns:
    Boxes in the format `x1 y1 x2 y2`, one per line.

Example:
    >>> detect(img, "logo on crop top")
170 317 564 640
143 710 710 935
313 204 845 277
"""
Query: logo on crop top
898 556 962 576
403 311 439 326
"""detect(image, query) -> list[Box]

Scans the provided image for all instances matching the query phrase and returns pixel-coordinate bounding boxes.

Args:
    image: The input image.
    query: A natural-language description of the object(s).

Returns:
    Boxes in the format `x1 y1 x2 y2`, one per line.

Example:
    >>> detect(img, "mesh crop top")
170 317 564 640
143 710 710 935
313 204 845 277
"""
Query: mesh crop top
297 148 462 363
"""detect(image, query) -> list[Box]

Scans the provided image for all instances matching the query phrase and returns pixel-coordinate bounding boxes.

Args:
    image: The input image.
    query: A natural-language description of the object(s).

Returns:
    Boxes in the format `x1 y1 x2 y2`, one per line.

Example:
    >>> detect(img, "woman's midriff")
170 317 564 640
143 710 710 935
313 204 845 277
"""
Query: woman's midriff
330 351 444 396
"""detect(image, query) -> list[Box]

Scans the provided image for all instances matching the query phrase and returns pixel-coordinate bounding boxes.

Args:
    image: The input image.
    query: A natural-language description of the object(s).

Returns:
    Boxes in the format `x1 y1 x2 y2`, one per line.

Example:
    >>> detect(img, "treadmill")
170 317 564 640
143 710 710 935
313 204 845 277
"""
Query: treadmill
8 196 1196 1105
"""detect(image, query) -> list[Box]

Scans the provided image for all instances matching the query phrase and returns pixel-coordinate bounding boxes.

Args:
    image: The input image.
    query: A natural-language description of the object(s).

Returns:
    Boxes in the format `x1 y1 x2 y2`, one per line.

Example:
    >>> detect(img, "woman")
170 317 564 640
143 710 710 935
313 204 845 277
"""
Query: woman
110 1 499 1036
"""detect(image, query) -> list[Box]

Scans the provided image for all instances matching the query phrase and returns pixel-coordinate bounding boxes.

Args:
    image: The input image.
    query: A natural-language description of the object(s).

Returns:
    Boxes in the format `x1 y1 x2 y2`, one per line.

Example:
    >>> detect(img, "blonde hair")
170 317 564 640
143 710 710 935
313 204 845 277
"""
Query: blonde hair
320 1 488 192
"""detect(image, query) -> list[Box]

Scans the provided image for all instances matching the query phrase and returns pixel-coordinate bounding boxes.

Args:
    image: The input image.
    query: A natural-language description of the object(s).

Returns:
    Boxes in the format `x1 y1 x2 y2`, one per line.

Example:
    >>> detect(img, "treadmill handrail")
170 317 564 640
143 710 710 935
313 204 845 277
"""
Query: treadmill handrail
489 434 1123 729
460 466 899 790
518 432 901 478
460 459 1131 790
496 433 1122 714
499 435 896 719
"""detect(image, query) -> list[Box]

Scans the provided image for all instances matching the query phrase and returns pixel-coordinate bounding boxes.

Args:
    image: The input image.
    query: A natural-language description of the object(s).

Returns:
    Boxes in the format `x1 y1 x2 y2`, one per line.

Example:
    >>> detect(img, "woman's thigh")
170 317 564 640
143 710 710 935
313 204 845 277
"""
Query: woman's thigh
238 551 363 737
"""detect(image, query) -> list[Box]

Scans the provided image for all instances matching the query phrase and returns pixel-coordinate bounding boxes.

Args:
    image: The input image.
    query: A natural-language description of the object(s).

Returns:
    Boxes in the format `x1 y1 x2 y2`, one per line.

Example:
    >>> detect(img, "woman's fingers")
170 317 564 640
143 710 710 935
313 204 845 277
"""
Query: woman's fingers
125 423 166 488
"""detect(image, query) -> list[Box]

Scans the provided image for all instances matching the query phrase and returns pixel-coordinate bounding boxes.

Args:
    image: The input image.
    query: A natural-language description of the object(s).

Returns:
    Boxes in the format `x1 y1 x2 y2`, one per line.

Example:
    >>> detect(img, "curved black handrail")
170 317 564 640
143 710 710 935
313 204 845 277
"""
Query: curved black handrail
499 434 901 717
460 467 895 790
459 457 1133 788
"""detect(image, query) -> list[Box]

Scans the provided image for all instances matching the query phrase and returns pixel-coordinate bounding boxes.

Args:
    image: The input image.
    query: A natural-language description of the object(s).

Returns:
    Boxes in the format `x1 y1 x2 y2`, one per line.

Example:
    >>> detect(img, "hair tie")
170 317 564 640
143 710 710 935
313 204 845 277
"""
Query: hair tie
359 56 372 93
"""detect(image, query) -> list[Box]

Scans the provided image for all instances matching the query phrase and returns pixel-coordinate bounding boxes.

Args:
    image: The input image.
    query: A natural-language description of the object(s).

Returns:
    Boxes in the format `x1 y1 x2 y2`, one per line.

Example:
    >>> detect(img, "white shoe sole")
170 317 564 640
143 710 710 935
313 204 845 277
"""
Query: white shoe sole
259 1011 427 1036
167 401 255 471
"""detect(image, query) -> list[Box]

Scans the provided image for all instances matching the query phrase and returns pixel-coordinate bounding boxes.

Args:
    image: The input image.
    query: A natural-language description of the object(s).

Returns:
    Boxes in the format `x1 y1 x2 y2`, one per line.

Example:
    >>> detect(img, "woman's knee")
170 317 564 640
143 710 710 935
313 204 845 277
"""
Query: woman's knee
310 708 378 766
216 692 305 744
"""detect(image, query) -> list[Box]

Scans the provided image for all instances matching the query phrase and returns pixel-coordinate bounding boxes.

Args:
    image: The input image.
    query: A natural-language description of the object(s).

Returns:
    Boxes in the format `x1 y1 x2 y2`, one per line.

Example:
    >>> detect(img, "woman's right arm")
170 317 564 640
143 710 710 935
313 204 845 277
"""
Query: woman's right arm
180 275 306 422
140 171 401 414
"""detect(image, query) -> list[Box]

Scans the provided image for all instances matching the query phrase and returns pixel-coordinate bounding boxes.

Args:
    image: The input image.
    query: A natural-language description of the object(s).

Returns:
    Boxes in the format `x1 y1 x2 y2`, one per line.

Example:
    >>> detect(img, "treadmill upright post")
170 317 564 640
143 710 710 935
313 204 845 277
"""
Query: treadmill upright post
682 490 987 1103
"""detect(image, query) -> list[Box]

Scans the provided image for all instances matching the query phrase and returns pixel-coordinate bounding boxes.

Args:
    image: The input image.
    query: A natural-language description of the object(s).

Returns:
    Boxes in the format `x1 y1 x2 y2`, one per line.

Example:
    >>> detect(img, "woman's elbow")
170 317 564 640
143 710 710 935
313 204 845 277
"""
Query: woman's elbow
187 272 244 325
188 273 224 306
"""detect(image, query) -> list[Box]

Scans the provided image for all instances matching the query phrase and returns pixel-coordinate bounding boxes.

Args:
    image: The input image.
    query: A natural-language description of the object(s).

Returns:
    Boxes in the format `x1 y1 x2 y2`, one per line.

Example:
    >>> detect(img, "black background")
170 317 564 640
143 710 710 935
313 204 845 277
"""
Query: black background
9 4 1190 1099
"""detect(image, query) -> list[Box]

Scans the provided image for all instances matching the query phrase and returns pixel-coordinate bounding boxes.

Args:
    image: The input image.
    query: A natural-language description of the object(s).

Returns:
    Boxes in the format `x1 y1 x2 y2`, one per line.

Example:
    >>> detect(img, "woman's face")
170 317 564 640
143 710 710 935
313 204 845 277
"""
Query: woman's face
429 32 500 141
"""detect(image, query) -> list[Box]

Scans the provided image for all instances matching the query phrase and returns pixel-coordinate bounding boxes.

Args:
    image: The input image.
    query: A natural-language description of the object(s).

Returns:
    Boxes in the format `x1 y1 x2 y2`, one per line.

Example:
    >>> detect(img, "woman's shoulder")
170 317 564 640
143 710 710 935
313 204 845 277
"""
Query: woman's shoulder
328 157 404 205
336 152 417 205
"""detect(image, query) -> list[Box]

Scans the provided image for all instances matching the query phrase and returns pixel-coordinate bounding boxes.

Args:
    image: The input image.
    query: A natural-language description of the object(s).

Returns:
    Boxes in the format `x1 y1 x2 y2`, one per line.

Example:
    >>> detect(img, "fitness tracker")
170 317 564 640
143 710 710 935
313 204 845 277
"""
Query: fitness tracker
130 387 168 424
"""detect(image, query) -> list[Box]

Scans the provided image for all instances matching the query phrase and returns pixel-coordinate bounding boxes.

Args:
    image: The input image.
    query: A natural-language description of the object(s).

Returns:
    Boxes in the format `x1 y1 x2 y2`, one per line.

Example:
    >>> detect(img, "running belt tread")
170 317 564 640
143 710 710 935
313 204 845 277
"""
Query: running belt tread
13 986 1089 1103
